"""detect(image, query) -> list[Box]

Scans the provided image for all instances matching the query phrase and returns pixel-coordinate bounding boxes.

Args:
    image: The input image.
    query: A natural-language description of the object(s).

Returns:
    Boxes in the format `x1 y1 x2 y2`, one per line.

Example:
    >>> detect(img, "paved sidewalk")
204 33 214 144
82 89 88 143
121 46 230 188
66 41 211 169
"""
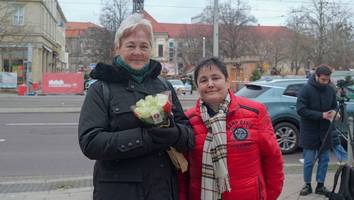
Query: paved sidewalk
0 171 338 200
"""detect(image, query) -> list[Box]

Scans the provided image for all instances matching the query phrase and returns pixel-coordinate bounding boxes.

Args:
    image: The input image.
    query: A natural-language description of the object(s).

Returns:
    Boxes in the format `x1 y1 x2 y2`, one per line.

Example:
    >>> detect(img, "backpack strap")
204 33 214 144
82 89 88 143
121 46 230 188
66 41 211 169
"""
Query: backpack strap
330 164 352 199
101 81 111 121
157 76 170 90
331 165 345 194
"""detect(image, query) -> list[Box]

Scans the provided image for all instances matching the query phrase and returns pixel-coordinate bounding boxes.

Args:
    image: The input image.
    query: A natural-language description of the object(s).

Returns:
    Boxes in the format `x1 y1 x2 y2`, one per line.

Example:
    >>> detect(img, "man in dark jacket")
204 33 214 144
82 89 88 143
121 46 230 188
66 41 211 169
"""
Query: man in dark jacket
296 65 337 197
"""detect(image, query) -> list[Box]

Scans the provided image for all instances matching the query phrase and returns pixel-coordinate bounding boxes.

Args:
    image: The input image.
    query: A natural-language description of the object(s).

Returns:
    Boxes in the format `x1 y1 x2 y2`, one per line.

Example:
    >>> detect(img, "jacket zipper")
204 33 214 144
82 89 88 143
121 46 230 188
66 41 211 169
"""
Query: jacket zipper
258 176 263 200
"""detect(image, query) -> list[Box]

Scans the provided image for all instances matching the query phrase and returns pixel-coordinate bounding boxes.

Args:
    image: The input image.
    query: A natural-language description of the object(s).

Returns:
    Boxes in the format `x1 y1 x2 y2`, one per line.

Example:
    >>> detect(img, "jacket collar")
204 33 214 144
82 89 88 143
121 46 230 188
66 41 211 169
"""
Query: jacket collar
308 74 330 92
193 90 239 117
89 59 162 83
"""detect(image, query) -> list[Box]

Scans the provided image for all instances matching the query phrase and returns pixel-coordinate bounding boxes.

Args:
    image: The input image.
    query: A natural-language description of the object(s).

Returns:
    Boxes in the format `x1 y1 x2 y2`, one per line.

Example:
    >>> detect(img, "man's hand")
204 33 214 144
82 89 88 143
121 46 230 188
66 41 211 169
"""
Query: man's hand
334 110 341 121
322 111 333 121
322 110 339 121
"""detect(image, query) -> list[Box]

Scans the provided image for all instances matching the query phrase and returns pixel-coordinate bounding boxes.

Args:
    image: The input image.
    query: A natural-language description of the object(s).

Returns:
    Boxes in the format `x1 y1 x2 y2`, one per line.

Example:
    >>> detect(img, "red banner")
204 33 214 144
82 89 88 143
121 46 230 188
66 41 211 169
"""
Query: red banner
42 72 84 94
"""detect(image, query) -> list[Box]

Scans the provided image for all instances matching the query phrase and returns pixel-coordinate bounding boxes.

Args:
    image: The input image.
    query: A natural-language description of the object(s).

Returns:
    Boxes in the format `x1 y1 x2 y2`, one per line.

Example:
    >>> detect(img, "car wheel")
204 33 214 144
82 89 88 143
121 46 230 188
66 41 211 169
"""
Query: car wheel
274 122 299 154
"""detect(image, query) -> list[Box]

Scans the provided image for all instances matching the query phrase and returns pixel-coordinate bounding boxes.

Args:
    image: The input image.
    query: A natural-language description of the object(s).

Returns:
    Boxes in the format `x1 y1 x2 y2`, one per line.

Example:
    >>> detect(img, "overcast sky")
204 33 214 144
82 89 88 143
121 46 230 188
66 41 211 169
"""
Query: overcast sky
57 0 353 26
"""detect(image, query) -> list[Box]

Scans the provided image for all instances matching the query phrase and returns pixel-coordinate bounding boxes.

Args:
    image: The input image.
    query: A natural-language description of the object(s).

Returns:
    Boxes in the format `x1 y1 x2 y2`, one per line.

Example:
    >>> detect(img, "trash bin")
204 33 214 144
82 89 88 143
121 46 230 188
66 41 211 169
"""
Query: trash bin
18 84 27 96
32 81 39 91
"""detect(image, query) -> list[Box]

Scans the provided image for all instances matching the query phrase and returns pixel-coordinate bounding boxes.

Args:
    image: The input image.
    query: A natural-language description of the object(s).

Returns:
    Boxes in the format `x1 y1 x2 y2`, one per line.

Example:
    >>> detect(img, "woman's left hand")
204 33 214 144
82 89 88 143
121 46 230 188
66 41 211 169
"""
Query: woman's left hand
147 125 180 146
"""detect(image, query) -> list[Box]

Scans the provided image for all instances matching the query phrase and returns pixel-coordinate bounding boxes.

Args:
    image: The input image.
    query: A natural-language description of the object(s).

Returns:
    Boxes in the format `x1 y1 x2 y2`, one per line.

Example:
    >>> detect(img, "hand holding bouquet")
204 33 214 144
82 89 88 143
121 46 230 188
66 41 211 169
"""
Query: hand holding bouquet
132 92 188 173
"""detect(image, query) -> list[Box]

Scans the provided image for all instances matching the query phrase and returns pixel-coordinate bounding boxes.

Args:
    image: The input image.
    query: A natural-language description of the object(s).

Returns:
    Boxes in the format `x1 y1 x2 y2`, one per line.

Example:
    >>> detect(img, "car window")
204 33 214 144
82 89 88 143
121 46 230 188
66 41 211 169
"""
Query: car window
236 84 270 98
283 84 304 97
168 80 183 85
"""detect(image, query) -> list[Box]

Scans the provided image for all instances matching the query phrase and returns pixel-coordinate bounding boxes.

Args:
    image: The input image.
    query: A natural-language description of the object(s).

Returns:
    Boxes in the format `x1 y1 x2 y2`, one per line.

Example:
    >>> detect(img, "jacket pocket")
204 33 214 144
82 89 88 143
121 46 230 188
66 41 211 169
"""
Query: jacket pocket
225 176 262 200
111 105 141 130
97 171 144 200
257 176 263 200
99 170 143 182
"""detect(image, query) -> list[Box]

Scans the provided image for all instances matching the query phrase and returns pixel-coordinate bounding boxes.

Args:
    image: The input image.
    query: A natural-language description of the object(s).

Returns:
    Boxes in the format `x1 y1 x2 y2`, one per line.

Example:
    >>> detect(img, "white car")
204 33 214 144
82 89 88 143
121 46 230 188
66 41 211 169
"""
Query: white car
168 79 186 94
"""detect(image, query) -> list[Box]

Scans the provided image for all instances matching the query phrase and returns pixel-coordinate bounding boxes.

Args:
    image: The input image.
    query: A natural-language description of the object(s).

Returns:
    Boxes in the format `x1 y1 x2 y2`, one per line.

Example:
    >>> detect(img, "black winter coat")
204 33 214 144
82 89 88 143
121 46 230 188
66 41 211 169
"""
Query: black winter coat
78 59 195 200
296 75 337 150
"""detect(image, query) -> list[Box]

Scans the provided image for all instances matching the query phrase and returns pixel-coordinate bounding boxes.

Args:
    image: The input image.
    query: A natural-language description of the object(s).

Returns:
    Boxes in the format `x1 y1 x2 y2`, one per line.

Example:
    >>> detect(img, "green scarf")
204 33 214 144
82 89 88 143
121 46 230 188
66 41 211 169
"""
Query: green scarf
114 56 150 83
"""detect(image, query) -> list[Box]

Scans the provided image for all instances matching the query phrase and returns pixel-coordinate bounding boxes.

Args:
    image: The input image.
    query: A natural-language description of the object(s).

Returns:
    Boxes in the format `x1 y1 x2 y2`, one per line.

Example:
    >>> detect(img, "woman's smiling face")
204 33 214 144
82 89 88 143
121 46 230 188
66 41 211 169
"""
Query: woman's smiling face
116 27 151 70
196 64 229 107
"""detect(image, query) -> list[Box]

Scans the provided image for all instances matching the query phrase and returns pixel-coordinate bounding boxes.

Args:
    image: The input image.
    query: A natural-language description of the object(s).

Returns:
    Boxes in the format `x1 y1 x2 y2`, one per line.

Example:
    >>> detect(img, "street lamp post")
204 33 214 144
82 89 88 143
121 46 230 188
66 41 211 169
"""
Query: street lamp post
348 117 353 166
213 0 219 57
202 37 206 58
26 44 33 95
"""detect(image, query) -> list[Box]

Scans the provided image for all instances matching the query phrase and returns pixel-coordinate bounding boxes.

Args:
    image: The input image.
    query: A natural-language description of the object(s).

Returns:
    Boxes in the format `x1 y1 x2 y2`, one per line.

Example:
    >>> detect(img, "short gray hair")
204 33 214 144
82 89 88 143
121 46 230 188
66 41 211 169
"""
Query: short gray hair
114 13 153 48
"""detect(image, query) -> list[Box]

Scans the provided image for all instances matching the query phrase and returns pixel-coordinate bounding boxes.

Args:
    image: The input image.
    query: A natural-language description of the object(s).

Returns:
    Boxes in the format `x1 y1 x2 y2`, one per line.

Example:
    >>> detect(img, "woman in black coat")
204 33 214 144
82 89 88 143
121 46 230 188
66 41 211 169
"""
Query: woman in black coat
78 14 195 200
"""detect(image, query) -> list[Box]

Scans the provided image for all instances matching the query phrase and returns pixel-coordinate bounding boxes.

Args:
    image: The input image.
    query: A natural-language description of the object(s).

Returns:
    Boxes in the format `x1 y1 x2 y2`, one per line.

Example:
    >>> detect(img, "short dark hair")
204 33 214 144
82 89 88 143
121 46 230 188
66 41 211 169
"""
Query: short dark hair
194 57 228 85
315 64 332 76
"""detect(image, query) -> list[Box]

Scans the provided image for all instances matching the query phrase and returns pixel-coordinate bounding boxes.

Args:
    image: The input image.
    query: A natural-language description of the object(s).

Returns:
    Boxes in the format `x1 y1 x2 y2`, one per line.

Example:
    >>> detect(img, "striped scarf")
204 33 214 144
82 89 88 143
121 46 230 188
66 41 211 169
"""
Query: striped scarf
200 93 231 200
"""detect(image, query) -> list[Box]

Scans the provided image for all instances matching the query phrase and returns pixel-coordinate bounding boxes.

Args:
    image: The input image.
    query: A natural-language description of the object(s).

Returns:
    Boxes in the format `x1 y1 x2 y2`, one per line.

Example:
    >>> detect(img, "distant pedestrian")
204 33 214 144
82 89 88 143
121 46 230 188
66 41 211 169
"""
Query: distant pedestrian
332 128 348 165
296 64 337 197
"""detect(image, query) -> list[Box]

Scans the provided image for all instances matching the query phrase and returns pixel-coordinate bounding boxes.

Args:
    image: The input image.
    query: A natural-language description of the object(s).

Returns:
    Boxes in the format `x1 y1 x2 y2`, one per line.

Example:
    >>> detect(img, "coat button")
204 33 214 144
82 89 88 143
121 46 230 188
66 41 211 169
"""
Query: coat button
159 164 165 168
128 142 133 147
158 152 163 156
136 140 140 144
120 145 125 149
115 108 120 112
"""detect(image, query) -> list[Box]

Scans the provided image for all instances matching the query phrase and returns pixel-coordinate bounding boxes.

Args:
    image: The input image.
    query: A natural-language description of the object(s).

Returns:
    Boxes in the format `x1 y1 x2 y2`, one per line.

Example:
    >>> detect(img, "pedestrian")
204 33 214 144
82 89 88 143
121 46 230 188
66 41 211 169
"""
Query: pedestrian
331 128 348 165
78 14 194 200
298 128 348 166
296 64 337 197
179 57 284 200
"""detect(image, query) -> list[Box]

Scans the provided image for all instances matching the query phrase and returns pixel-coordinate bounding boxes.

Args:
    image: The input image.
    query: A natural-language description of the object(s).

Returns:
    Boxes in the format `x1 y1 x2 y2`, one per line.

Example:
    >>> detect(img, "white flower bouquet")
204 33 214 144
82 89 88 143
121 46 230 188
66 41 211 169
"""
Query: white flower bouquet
132 91 188 173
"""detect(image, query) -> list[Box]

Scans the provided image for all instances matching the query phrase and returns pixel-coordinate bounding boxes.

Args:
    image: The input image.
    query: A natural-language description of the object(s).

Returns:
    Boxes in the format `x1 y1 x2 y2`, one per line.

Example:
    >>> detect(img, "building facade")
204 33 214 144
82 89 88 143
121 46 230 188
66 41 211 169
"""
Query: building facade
0 0 67 84
65 22 111 72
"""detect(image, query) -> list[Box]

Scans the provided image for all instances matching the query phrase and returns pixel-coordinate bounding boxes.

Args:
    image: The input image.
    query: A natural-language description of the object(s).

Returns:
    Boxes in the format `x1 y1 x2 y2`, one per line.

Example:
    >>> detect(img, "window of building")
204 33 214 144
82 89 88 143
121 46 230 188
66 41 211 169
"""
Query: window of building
158 44 163 57
12 5 24 25
168 42 174 62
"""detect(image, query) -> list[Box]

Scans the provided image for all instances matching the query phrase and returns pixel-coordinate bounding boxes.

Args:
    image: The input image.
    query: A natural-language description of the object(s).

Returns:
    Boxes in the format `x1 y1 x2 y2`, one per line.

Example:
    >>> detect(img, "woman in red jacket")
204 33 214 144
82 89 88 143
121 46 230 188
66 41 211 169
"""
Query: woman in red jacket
179 57 284 200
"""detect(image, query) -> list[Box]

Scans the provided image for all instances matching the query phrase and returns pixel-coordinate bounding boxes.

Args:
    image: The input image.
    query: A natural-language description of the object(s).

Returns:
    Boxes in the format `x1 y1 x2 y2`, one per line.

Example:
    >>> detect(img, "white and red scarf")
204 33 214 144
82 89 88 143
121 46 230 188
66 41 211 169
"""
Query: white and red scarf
200 93 231 200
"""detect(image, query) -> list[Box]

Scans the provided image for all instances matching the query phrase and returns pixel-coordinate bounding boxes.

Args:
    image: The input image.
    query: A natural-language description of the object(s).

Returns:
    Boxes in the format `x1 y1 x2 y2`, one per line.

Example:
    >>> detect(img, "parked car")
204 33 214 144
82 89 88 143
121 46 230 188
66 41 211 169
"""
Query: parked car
184 82 192 94
236 78 354 154
168 79 186 95
84 79 97 90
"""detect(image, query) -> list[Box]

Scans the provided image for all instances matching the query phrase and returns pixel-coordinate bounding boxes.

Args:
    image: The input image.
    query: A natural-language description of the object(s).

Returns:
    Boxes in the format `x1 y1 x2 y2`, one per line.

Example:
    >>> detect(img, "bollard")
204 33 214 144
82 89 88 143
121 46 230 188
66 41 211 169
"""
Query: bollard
32 81 39 91
348 117 353 166
17 84 27 96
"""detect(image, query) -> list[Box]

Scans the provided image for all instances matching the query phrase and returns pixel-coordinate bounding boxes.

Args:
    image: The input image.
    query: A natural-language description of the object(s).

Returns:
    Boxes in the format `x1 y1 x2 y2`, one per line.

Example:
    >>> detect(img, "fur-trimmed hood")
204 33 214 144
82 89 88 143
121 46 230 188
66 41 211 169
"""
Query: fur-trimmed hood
90 59 162 83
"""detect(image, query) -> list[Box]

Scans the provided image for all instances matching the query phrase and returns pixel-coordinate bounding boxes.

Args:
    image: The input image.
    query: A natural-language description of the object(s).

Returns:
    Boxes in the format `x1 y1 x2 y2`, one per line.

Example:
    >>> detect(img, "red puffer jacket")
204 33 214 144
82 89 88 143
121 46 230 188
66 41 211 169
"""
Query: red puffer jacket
179 91 284 200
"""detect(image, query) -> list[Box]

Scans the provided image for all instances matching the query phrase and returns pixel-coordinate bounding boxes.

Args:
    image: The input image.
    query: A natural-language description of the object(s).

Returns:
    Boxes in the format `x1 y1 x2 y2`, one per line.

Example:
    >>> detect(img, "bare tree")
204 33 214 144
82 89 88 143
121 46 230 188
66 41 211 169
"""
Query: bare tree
287 0 354 68
218 0 256 59
0 2 13 42
325 3 354 69
193 0 256 59
177 25 212 70
0 2 30 72
85 27 113 64
99 0 130 60
286 9 314 74
99 0 130 34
